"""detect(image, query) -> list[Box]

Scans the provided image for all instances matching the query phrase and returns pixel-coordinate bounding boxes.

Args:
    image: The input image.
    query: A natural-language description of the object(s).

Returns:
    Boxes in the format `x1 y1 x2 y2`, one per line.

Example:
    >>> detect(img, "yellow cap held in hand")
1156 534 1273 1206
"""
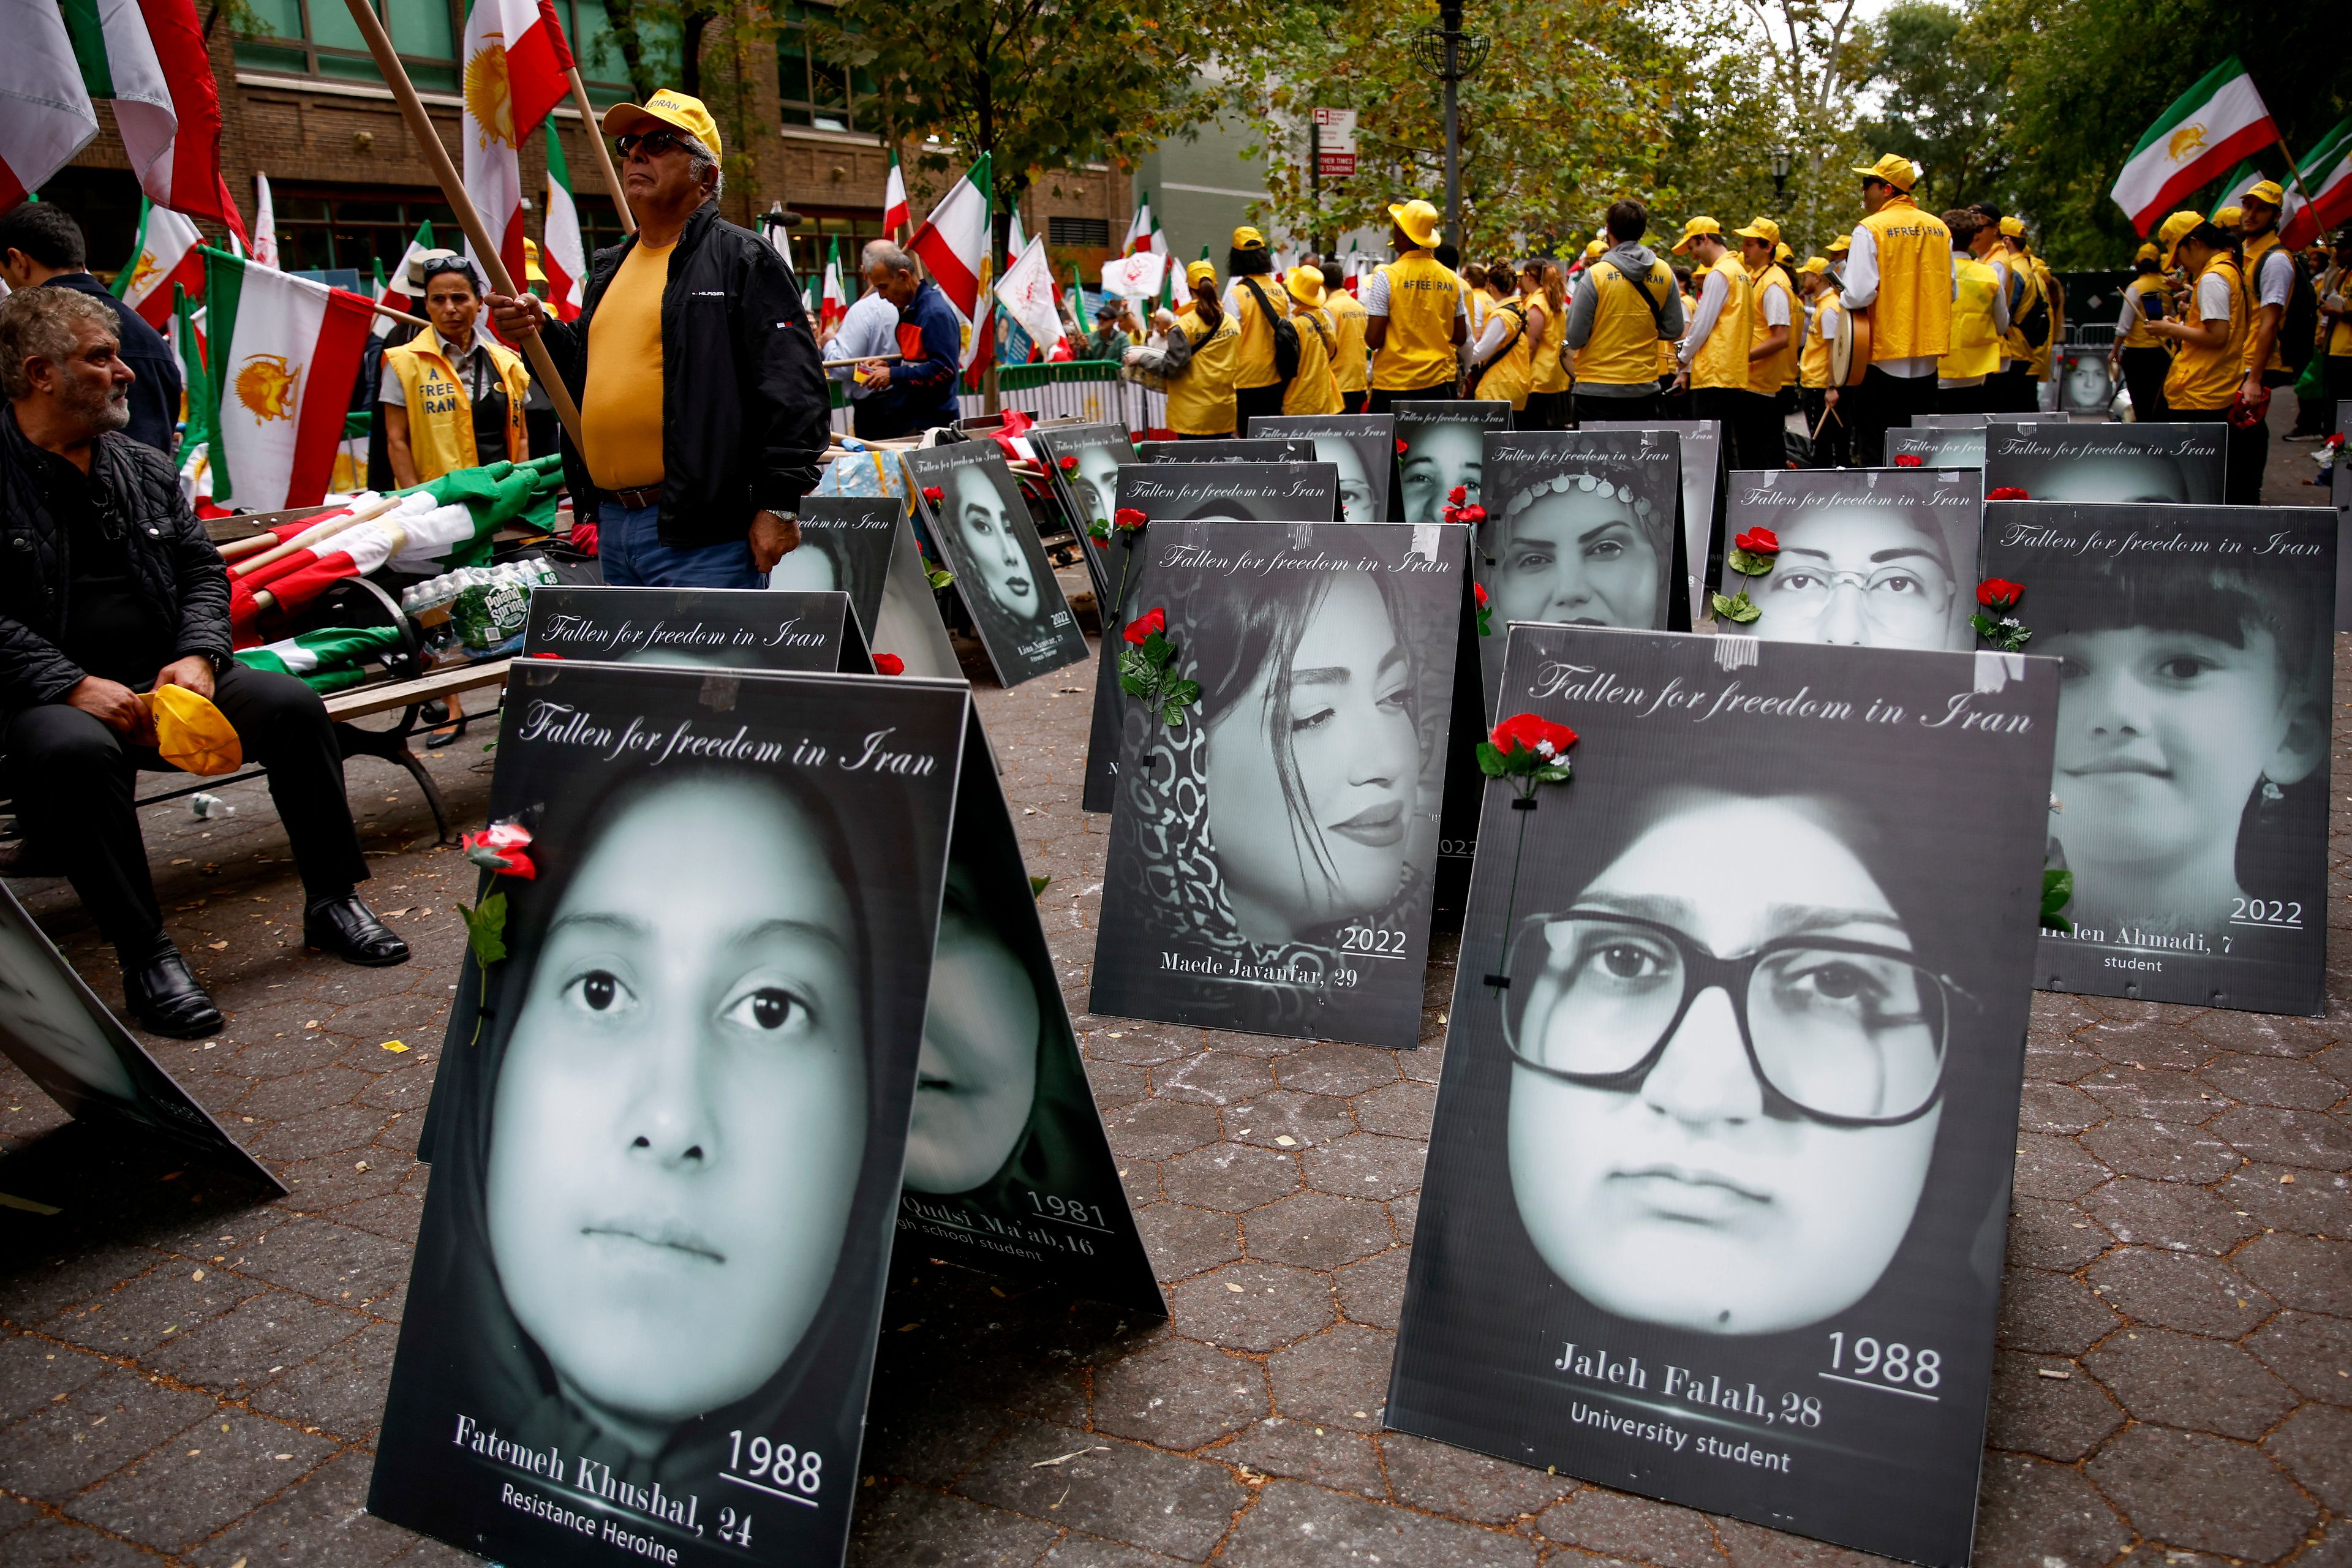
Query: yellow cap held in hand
144 684 242 777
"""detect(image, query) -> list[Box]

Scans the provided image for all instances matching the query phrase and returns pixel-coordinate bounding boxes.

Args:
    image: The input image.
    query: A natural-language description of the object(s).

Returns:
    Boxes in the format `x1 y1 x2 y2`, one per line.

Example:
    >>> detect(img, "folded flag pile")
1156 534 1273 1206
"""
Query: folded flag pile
233 625 407 693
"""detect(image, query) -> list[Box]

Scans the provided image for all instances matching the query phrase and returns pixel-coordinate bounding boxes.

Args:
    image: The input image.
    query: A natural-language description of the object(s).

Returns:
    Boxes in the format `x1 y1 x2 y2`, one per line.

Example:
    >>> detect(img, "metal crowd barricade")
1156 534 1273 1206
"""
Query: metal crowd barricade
828 363 1164 437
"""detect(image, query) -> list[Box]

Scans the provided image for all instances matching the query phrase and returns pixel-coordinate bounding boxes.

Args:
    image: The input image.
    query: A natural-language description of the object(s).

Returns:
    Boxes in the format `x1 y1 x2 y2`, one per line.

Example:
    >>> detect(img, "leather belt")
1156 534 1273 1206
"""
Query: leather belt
608 484 662 509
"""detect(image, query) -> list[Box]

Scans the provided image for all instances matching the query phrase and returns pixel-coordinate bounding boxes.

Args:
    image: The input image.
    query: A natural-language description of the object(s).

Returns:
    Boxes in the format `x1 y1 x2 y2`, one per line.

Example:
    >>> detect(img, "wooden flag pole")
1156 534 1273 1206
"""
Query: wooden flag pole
371 300 430 331
567 68 638 237
338 0 584 451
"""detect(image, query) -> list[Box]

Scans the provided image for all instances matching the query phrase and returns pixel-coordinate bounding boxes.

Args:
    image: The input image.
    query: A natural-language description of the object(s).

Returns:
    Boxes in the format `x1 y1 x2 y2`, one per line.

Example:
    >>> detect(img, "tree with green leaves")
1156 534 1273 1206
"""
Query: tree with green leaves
1852 1 2013 211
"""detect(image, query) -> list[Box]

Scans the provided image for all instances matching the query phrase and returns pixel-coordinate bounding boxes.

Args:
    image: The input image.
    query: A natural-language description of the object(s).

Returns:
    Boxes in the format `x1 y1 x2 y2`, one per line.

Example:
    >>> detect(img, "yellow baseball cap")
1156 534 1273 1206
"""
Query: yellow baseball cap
1997 215 2024 238
1776 241 1793 262
603 88 723 160
1232 225 1268 251
1796 255 1828 276
1733 216 1781 244
1670 216 1722 254
1388 200 1442 247
2214 206 2243 230
1185 258 1218 288
2135 241 2160 264
1826 233 1851 256
1691 263 1712 281
1584 238 1606 259
1852 154 1917 190
1283 264 1325 306
2242 179 2284 208
2156 209 2203 264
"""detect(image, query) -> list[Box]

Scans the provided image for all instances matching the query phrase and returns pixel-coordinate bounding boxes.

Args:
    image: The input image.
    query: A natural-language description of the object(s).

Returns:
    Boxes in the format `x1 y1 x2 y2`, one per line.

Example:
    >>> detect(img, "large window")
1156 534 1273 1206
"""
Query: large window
791 205 889 275
235 0 459 91
777 1 880 133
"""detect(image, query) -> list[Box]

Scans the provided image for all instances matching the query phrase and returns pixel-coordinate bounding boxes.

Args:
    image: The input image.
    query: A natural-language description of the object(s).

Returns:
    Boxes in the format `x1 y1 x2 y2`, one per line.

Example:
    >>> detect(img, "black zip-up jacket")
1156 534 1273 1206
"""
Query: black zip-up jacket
0 408 230 712
537 200 831 549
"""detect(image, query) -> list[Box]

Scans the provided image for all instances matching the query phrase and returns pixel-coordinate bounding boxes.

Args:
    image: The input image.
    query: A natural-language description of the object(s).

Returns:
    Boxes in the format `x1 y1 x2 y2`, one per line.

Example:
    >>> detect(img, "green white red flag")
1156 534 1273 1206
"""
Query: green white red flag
541 124 587 321
461 0 575 291
1122 191 1153 257
59 0 242 234
821 236 846 330
203 247 374 511
1 4 99 211
251 172 279 267
373 219 435 338
2111 58 2279 235
907 151 992 372
114 197 205 329
882 149 909 232
2282 118 2352 250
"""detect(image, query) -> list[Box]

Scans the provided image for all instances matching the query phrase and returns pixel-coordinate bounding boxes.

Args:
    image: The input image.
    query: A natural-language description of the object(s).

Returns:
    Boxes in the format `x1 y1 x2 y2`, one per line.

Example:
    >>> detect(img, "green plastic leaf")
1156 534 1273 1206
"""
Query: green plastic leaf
1476 739 1508 778
2040 867 2074 932
1727 547 1776 576
459 891 508 967
1711 590 1760 624
926 567 956 590
1030 875 1052 899
1141 630 1172 665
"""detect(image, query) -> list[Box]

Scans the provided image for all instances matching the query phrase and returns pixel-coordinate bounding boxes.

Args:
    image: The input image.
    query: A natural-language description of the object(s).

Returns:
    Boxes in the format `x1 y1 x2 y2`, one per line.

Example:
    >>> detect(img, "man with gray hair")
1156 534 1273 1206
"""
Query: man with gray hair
489 88 828 587
822 238 911 439
848 239 963 439
0 289 407 1038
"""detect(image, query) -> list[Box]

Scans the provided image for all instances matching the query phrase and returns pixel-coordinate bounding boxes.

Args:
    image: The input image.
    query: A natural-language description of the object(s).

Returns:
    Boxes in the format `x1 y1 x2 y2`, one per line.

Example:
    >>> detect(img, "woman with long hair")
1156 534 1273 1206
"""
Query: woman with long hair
1521 259 1570 430
1468 260 1532 415
1126 258 1238 438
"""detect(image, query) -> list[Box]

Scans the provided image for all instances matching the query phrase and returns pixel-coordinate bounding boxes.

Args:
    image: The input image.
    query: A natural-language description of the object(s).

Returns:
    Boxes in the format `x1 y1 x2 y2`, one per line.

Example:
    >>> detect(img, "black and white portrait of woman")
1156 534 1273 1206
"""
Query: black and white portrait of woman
372 665 960 1568
1090 522 1466 1047
769 498 899 636
1247 413 1396 522
1581 418 1724 625
1724 469 1982 650
1396 401 1510 524
907 447 1088 687
1981 421 2223 505
1033 423 1134 602
1476 430 1679 715
1390 626 2057 1568
1984 503 2334 1014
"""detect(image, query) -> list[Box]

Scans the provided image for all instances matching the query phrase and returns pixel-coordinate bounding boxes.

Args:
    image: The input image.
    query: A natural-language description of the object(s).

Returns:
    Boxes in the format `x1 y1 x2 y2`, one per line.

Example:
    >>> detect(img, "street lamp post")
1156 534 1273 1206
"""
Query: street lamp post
1770 145 1792 208
1410 0 1488 248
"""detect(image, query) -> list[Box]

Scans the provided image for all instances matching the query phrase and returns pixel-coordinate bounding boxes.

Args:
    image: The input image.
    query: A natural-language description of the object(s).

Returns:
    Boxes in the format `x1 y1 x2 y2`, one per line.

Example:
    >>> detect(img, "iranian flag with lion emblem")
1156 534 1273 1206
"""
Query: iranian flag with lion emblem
461 0 575 293
203 248 372 511
907 152 993 373
2110 58 2278 235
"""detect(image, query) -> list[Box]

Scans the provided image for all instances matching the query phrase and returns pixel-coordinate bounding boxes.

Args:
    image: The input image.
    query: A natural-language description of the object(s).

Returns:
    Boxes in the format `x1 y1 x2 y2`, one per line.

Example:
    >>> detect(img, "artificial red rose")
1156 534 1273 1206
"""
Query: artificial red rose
873 653 906 675
1893 453 1923 467
1474 582 1488 606
1460 503 1487 526
1113 507 1147 532
1449 484 1468 507
1058 454 1079 473
1490 712 1578 760
1986 486 2029 500
922 485 944 505
461 823 537 880
1396 439 1408 455
1123 606 1168 644
1733 527 1779 556
1977 578 2024 609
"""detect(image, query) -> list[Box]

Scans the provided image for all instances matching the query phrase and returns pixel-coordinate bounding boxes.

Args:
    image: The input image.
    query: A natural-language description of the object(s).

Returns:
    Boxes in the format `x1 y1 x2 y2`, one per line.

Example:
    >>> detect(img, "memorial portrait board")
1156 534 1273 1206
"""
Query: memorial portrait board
2055 349 2115 417
371 663 966 1568
2335 403 2351 633
1581 418 1725 624
1134 437 1317 466
768 497 902 638
1080 462 1343 812
904 446 1090 687
1473 428 1683 718
1030 421 1135 603
1390 624 2059 1568
523 587 860 671
1910 412 2071 429
1888 428 1985 469
1090 522 1470 1047
1981 421 2225 505
1981 501 2335 1015
1395 400 1512 523
1245 412 1397 521
1716 467 1984 650
0 882 279 1187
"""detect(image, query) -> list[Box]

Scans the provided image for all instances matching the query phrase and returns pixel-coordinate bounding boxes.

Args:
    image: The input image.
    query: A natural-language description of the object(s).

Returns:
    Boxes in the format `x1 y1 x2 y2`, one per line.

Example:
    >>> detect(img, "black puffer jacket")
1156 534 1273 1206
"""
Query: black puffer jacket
538 199 831 549
0 408 230 711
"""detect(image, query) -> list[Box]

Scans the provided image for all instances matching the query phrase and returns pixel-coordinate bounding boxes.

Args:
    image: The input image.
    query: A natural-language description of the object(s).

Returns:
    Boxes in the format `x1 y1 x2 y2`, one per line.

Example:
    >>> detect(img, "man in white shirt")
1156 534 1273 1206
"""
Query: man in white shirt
821 239 903 440
2234 179 2300 503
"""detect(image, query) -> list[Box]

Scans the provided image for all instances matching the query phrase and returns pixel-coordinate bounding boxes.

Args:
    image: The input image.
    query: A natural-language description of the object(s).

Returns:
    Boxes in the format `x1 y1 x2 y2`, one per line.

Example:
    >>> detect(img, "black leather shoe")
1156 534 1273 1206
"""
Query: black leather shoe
122 943 224 1038
304 896 411 967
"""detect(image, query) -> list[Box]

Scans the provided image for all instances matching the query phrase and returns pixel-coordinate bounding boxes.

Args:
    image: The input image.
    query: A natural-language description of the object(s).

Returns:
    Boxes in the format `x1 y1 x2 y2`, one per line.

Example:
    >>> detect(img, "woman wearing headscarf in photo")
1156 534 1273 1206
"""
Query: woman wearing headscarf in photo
1477 459 1670 712
1099 566 1439 1036
371 759 938 1559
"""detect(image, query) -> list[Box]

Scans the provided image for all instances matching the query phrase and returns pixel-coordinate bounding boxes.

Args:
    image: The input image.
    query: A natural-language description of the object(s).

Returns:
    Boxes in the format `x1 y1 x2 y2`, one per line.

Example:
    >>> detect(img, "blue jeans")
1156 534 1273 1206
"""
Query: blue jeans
597 499 762 588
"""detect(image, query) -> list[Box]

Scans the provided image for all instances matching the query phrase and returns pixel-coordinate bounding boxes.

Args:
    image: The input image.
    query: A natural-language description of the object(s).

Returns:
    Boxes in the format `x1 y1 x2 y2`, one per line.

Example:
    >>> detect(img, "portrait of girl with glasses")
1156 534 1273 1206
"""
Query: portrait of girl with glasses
1728 471 1981 650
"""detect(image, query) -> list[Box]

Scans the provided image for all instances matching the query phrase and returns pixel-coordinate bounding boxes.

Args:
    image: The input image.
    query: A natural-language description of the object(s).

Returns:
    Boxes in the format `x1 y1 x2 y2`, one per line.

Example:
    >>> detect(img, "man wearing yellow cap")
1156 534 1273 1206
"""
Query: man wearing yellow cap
1668 217 1756 460
1363 199 1468 410
1566 198 1684 424
491 89 827 588
2143 210 2252 445
1937 209 2012 413
1278 265 1344 416
2111 240 2173 422
2234 179 2301 502
1735 217 1798 469
1317 262 1372 412
1969 206 2045 413
1224 227 1296 425
1841 155 1952 463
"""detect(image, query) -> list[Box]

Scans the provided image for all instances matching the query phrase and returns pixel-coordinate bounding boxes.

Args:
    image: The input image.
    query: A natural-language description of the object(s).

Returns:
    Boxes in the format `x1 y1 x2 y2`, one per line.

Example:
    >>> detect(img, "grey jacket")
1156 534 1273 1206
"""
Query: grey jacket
1564 242 1687 382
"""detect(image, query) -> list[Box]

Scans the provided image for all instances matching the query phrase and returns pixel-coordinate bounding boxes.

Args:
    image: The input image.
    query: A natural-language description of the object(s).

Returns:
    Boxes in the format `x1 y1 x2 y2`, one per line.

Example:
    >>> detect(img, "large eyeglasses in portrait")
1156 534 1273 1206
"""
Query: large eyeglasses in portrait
1724 472 1981 652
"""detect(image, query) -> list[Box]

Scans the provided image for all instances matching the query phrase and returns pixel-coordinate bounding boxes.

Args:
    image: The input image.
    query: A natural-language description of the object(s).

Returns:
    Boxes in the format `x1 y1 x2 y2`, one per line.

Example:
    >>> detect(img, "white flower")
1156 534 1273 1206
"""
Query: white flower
1534 739 1556 758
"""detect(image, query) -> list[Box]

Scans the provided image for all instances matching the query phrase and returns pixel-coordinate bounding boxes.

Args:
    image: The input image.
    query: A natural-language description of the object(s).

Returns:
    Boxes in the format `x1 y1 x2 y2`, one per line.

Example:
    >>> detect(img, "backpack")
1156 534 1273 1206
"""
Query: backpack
2011 265 2052 350
1239 276 1302 383
1466 302 1526 396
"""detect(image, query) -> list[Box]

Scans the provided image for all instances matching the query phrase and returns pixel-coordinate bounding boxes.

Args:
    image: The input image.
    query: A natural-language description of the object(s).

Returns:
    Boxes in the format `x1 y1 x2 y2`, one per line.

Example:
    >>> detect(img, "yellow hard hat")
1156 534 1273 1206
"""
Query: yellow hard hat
1733 216 1781 244
603 88 723 160
1283 264 1325 306
144 685 242 777
1387 200 1442 248
1852 154 1918 190
1670 216 1722 254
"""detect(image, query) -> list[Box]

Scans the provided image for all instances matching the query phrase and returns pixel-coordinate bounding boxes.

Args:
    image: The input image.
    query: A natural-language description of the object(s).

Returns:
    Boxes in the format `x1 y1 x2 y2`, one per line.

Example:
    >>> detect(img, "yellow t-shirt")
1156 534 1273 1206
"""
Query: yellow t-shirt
581 239 674 491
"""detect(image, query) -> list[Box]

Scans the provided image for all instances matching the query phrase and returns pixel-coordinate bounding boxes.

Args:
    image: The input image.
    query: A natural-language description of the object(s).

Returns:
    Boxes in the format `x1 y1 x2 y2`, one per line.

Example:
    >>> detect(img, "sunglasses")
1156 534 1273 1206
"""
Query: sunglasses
616 129 688 158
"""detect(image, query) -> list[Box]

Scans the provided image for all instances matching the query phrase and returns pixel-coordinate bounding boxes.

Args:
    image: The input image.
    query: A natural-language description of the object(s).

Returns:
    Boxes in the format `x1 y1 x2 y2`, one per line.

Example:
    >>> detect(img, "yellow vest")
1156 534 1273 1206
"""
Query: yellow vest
1747 264 1798 394
383 334 530 482
1472 300 1532 410
1166 309 1240 435
2165 255 2250 412
2324 265 2352 358
1227 274 1289 390
2122 274 2167 349
1577 257 1676 386
1940 257 2002 381
1663 292 1693 377
1528 293 1569 394
1283 306 1344 415
1800 289 1841 388
1372 250 1463 390
1989 242 2041 366
2025 256 2059 377
1326 289 1370 392
1857 197 1952 361
2241 232 2287 375
1691 257 1754 390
